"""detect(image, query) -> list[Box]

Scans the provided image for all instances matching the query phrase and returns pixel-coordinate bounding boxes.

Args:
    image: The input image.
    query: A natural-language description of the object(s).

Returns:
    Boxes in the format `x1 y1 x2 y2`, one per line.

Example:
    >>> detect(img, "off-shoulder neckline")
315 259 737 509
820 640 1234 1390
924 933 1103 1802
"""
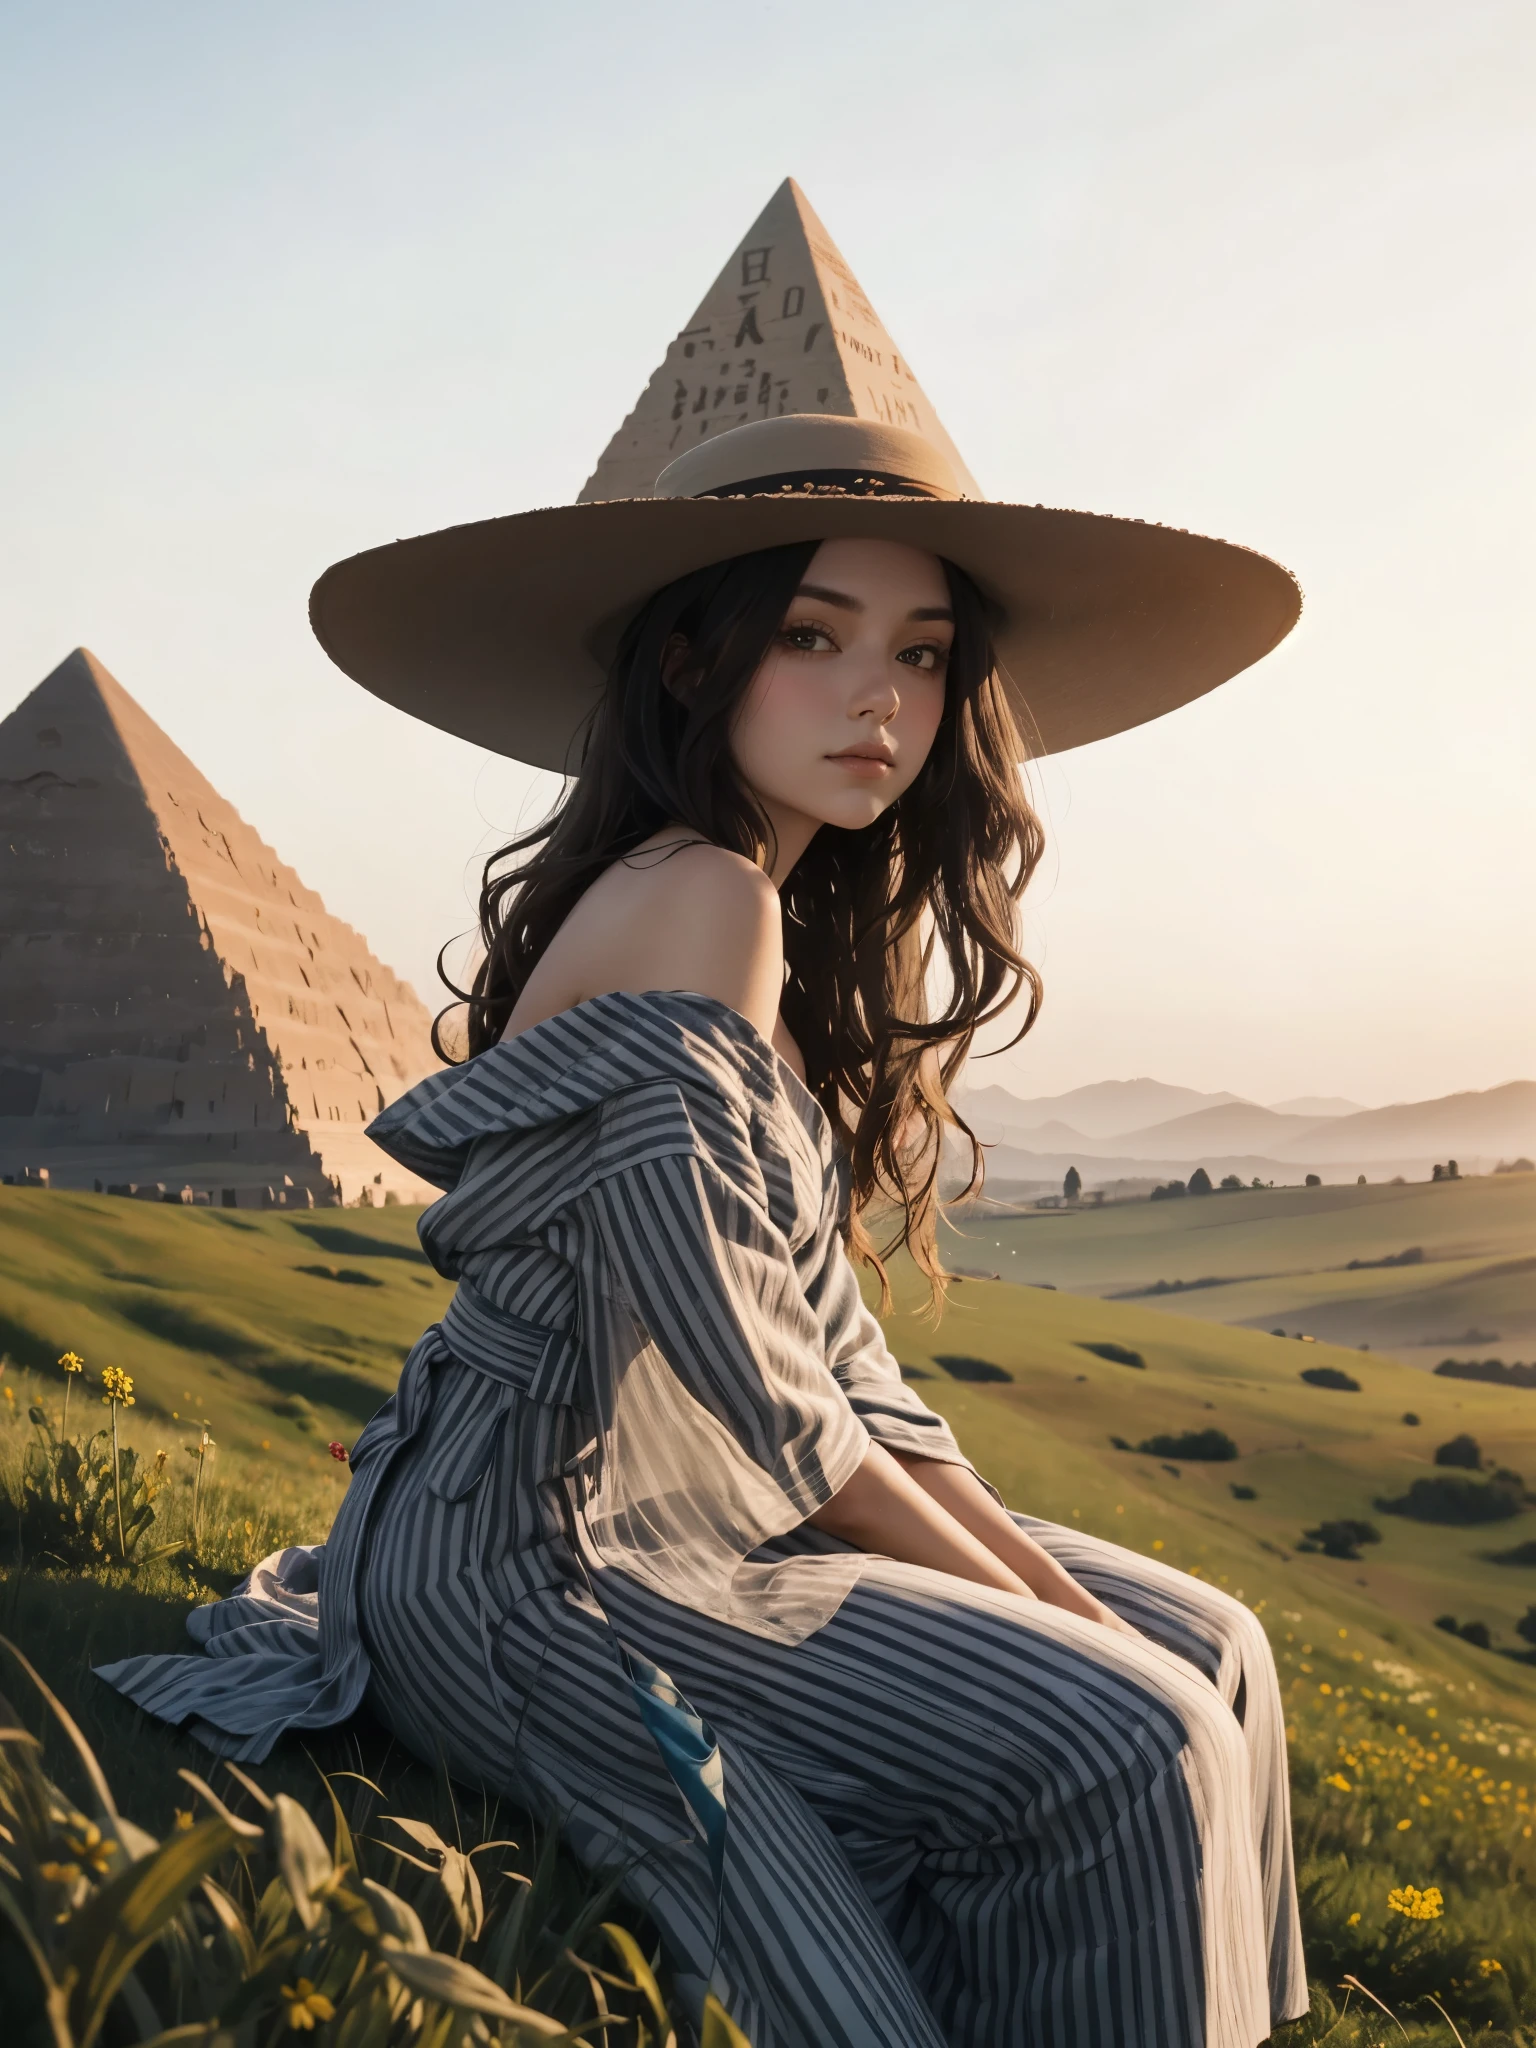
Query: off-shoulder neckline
494 987 827 1132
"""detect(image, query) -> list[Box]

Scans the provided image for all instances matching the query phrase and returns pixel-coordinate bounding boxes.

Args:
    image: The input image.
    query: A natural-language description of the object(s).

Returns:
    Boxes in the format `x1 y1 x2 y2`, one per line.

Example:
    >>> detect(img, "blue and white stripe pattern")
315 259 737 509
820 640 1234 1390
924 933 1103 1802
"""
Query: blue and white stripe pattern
99 991 1306 2048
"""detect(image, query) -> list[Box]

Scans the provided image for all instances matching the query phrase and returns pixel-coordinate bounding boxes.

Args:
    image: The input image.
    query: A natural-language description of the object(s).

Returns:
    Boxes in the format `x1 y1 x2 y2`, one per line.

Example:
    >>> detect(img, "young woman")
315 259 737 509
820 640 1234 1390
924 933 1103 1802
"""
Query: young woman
102 414 1307 2048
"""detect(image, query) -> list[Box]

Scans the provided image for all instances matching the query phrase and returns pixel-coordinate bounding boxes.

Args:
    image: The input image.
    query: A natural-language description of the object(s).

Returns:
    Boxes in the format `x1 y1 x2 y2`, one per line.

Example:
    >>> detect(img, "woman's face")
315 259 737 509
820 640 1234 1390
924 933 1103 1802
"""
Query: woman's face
730 537 952 850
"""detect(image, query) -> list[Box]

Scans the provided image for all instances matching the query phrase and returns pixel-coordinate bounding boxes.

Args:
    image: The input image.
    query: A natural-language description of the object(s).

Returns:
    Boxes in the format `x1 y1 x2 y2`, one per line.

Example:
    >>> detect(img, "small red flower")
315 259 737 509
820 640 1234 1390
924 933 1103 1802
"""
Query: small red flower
328 1441 349 1463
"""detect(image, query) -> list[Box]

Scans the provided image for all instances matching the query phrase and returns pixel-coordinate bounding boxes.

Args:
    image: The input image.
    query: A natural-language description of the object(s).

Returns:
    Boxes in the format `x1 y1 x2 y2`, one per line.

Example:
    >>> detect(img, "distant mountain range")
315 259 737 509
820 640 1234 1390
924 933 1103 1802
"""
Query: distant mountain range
952 1077 1536 1188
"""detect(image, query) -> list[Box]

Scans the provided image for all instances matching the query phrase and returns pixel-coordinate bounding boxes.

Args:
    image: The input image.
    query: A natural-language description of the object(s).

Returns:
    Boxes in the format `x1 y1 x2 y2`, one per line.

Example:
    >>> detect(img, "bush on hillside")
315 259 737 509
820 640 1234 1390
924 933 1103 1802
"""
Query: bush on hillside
1075 1340 1146 1369
933 1353 1012 1384
1135 1428 1238 1462
1436 1356 1536 1389
1301 1367 1361 1391
1435 1613 1493 1649
1377 1473 1524 1525
1230 1483 1258 1500
1434 1432 1482 1470
1299 1518 1381 1561
1187 1167 1214 1196
1487 1538 1536 1566
1149 1180 1187 1201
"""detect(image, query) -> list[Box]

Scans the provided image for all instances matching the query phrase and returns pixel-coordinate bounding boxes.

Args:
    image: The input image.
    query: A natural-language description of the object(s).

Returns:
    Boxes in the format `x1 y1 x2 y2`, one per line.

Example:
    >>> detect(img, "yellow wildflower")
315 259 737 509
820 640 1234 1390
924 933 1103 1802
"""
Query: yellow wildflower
1325 1773 1352 1792
172 1808 195 1831
58 1351 84 1374
1346 1911 1361 1927
38 1860 81 1884
1396 1818 1413 1831
1479 1958 1503 1976
56 1820 115 1874
100 1365 135 1407
282 1979 336 2031
1386 1884 1443 1920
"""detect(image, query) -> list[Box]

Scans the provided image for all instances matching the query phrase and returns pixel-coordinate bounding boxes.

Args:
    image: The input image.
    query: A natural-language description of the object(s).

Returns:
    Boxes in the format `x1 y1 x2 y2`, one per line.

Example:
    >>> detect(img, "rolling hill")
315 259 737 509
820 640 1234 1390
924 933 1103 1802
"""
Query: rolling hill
945 1170 1536 1371
0 1186 1533 1729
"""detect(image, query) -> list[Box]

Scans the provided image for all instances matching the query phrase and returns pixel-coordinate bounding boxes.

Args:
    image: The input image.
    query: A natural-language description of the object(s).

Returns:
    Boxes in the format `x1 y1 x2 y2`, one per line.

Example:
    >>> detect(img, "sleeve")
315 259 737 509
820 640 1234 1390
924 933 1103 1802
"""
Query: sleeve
573 1145 870 1643
808 1230 981 1471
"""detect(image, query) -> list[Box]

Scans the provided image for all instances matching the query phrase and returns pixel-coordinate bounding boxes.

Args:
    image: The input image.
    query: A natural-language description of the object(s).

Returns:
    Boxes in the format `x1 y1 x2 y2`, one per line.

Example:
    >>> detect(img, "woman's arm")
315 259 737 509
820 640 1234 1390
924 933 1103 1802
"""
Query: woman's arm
891 1454 1135 1632
809 1441 1037 1599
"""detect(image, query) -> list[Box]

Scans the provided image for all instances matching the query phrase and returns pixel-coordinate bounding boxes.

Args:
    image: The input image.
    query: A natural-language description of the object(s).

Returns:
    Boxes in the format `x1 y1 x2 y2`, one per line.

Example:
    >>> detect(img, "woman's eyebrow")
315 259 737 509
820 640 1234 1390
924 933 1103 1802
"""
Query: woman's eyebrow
793 584 955 625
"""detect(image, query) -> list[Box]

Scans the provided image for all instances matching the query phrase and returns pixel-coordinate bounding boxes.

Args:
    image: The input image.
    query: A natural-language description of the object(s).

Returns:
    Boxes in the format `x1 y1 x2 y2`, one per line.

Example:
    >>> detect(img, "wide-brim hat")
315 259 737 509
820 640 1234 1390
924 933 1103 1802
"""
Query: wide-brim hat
310 413 1300 770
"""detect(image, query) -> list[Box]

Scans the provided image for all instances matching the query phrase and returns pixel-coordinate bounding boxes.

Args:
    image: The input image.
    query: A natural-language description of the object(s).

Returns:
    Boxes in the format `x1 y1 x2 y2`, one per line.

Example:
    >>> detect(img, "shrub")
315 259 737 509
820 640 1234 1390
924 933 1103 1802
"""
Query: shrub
1434 1432 1482 1470
1075 1341 1146 1369
1436 1357 1536 1388
1135 1428 1238 1462
933 1353 1012 1383
1518 1606 1536 1646
1301 1518 1382 1560
1301 1367 1360 1391
1377 1473 1523 1525
1434 1614 1492 1649
21 1406 174 1570
1488 1538 1536 1566
1219 1174 1243 1191
1402 1411 1421 1426
1230 1483 1258 1500
1304 1174 1322 1188
1187 1167 1214 1196
1149 1180 1187 1201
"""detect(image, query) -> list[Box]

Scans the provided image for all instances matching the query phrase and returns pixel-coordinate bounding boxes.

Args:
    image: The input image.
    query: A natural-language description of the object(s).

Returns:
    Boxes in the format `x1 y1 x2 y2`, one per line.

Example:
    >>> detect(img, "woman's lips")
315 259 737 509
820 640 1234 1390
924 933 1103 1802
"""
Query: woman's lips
826 749 895 776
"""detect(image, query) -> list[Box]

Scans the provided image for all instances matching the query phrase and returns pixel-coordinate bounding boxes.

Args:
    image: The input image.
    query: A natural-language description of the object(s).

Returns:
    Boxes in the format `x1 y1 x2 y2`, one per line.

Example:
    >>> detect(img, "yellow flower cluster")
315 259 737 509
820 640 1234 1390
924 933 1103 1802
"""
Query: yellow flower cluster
57 1350 83 1374
1387 1883 1443 1920
100 1364 135 1406
282 1978 336 2030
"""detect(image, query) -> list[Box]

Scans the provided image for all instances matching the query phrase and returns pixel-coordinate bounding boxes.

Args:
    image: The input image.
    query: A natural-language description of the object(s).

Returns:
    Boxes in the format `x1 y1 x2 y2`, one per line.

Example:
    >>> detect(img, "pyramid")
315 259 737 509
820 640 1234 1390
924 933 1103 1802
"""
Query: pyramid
0 650 439 1205
579 177 980 503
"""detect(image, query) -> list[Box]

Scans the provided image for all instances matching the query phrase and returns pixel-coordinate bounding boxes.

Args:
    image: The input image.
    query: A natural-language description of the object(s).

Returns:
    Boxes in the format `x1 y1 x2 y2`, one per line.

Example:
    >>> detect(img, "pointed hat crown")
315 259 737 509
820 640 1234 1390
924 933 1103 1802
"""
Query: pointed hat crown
579 178 979 503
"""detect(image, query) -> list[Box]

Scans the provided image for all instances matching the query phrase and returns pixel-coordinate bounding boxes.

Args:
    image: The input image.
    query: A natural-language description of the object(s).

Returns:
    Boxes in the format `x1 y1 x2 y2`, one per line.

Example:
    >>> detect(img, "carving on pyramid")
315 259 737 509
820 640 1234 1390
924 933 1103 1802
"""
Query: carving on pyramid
579 177 980 503
0 649 439 1205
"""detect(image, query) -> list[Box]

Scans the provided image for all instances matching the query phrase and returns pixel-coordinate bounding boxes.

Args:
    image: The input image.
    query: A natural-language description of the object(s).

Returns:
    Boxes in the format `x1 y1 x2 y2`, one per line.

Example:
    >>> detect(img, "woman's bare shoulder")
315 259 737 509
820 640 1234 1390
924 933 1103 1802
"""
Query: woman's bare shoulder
505 839 784 1041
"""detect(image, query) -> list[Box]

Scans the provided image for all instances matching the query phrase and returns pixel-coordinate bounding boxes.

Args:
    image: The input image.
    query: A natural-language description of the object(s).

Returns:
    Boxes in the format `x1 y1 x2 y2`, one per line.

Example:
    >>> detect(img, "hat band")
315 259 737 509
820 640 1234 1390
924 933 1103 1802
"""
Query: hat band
696 467 955 501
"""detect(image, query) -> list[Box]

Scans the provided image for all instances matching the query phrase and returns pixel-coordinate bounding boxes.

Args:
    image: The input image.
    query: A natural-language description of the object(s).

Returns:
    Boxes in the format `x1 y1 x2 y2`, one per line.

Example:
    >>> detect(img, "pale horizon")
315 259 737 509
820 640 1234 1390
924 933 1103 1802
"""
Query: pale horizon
4 2 1531 1109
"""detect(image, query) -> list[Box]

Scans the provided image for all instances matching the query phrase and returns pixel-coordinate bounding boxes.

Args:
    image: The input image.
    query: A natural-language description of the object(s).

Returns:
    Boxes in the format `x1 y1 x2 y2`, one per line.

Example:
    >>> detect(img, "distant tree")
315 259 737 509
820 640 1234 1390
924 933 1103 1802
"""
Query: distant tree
1302 1366 1361 1391
1305 1174 1322 1188
1063 1165 1082 1202
1356 1175 1367 1186
1219 1174 1243 1191
1230 1483 1258 1501
1150 1180 1188 1202
1302 1518 1382 1560
1377 1473 1522 1525
1187 1167 1214 1195
1432 1164 1444 1181
1402 1411 1421 1426
1518 1606 1536 1647
1136 1427 1239 1462
1448 1159 1461 1179
1434 1433 1482 1471
1494 1157 1535 1175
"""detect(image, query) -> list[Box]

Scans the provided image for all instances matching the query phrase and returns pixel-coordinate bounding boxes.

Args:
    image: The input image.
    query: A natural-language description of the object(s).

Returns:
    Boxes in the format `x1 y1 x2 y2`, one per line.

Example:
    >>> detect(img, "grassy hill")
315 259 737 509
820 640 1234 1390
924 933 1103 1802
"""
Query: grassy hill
944 1170 1536 1371
2 1187 1535 2033
0 1186 453 1455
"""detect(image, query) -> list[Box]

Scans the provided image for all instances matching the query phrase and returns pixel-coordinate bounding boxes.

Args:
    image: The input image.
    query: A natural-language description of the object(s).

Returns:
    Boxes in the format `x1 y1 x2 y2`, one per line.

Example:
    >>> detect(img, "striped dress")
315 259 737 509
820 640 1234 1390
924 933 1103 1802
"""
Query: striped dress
99 991 1306 2048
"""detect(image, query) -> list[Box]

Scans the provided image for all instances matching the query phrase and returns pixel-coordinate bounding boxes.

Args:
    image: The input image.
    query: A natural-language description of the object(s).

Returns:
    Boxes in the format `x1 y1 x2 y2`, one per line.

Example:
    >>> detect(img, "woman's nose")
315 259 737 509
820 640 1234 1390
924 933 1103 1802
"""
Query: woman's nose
851 660 901 723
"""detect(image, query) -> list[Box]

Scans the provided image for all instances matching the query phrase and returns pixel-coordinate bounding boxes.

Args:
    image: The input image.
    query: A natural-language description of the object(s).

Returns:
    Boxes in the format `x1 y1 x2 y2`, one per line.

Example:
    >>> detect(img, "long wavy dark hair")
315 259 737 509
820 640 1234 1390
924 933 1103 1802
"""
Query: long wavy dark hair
439 538 1045 1301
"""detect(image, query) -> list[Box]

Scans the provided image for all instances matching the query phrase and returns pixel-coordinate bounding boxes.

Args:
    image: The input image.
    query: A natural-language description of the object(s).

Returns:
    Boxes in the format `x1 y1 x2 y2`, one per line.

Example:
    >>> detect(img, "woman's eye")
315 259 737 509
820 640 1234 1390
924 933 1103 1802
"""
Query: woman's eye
782 623 837 654
897 643 948 671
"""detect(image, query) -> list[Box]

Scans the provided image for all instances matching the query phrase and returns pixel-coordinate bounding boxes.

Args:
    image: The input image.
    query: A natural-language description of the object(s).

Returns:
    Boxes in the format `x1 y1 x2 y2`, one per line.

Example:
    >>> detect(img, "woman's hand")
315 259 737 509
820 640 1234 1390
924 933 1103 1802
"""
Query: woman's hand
888 1453 1142 1638
809 1442 1037 1600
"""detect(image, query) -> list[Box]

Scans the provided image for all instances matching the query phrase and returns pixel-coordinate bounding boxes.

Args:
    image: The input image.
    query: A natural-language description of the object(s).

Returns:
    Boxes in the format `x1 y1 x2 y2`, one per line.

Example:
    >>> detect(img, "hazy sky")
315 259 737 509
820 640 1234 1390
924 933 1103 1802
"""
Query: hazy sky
3 1 1531 1107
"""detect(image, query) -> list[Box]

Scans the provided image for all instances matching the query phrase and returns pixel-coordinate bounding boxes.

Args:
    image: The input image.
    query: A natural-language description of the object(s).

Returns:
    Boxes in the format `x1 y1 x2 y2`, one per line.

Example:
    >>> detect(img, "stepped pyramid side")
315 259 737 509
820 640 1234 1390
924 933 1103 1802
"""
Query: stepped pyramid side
579 177 980 503
0 650 439 1203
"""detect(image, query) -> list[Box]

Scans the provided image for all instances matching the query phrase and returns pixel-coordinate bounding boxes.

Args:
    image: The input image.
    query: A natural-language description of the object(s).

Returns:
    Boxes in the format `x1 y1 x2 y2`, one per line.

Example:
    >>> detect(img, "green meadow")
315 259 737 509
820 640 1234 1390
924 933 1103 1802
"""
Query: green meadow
3 1183 1536 2040
943 1170 1536 1372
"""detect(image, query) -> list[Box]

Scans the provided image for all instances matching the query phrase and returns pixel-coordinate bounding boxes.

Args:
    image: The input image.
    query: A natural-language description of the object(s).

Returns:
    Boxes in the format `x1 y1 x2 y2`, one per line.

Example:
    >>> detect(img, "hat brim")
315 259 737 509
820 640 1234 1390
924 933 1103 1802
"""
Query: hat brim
309 496 1301 771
